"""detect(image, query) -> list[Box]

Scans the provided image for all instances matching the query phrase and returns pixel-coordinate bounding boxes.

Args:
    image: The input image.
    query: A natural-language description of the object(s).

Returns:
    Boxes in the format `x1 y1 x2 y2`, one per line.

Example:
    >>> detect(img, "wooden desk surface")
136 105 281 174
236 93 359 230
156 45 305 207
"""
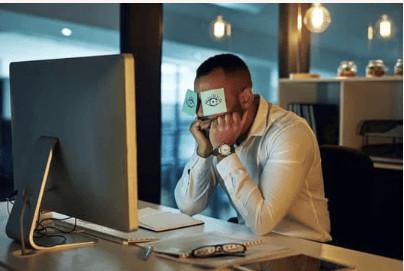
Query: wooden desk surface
0 201 402 271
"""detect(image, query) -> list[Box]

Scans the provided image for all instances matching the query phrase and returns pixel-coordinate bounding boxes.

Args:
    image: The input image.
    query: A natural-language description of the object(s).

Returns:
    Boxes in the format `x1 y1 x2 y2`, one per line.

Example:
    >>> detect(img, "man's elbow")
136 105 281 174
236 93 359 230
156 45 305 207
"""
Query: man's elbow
176 200 197 216
174 193 200 216
250 212 276 236
174 185 193 215
174 186 207 216
253 224 272 236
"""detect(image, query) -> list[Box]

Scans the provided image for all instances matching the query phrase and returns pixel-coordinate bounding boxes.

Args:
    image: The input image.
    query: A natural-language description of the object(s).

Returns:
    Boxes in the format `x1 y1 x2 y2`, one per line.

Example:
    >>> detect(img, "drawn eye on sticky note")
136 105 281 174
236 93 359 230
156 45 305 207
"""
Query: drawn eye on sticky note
182 89 198 116
200 88 227 116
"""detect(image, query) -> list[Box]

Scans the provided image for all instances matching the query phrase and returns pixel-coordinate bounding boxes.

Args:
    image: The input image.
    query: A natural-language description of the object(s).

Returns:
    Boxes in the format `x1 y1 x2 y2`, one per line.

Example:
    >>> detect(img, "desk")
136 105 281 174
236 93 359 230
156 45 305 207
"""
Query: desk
0 201 402 271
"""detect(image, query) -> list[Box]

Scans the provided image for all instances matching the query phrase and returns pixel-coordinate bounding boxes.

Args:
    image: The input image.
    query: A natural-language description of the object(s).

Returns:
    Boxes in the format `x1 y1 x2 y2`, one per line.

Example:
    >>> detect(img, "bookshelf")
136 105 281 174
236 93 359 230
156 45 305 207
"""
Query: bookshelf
278 77 403 149
279 77 403 259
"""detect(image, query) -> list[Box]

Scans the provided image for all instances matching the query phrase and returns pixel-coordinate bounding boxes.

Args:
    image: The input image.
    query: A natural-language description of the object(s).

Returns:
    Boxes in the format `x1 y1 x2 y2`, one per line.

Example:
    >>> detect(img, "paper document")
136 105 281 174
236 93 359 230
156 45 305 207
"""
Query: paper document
150 231 264 258
139 207 204 232
147 231 290 269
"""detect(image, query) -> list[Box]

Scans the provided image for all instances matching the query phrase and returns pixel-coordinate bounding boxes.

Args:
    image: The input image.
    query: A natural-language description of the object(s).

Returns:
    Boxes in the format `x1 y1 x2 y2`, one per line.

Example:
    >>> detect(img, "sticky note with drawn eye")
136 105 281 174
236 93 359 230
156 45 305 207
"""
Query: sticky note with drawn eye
200 88 227 116
182 89 198 116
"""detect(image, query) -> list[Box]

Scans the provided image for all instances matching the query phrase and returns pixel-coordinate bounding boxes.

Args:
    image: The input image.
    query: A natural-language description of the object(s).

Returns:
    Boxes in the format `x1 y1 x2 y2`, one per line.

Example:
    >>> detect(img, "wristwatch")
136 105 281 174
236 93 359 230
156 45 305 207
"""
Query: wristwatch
212 144 235 157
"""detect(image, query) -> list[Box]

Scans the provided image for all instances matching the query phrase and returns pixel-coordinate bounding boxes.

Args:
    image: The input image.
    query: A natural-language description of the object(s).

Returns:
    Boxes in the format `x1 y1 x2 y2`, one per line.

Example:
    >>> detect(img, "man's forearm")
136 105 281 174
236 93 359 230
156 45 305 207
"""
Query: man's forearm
175 154 216 215
215 153 306 236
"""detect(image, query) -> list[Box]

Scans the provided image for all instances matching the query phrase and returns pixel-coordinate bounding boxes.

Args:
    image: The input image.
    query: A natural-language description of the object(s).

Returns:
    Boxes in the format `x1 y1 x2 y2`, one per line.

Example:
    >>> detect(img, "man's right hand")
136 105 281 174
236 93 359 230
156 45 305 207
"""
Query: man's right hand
190 119 213 158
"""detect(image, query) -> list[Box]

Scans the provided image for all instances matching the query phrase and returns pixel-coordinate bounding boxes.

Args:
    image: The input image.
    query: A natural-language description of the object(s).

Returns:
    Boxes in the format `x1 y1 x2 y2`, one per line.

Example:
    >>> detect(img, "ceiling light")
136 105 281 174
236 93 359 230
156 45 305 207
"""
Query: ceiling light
368 25 374 41
61 27 72 37
303 3 331 33
211 15 231 40
297 6 303 32
378 15 392 39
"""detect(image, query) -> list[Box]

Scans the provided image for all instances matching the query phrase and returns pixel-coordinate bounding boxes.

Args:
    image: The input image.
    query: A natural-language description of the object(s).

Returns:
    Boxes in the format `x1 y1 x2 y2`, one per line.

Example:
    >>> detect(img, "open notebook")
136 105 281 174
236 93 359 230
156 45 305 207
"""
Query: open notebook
144 231 291 269
149 231 264 258
139 207 204 232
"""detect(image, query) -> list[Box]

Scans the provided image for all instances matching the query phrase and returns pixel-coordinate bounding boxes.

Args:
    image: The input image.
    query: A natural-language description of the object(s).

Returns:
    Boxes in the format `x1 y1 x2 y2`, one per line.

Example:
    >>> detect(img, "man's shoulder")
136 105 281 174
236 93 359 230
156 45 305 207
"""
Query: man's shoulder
251 97 314 141
259 103 314 143
268 104 307 128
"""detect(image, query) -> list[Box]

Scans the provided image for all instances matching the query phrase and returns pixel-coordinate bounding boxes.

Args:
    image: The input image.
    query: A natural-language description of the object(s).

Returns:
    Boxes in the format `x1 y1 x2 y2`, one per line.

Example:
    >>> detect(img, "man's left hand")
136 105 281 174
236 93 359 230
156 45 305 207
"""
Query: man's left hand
209 111 248 149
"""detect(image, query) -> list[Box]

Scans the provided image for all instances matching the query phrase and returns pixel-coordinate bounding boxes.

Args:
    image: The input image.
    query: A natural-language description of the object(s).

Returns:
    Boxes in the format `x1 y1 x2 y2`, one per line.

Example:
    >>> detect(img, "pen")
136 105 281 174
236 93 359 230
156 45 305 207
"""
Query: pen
142 246 153 260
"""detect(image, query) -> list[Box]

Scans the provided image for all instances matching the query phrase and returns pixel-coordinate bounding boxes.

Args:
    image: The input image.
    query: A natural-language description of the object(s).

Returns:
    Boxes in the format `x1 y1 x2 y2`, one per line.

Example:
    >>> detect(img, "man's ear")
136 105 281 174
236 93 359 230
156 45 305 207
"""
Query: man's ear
238 87 253 109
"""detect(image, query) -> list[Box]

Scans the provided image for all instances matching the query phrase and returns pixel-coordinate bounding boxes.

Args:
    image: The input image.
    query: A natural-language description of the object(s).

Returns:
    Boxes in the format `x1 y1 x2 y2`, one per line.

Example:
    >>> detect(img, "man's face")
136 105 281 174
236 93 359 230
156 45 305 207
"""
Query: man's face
194 68 243 134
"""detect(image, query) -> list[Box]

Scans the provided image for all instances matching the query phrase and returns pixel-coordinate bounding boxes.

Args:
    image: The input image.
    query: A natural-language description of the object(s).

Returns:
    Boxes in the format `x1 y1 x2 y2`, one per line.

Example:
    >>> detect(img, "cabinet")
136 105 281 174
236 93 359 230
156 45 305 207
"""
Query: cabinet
279 78 403 259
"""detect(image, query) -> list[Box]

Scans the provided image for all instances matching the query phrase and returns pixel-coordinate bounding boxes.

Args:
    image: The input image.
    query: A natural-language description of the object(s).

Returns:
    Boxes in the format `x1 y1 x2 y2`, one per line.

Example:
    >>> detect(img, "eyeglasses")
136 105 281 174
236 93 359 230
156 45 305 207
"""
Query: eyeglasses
190 243 246 258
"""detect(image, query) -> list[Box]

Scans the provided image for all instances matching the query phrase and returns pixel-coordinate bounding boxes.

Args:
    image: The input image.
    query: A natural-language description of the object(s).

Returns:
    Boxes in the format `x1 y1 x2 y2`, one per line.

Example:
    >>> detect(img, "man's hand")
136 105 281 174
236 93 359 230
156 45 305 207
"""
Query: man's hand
209 111 248 149
190 119 213 158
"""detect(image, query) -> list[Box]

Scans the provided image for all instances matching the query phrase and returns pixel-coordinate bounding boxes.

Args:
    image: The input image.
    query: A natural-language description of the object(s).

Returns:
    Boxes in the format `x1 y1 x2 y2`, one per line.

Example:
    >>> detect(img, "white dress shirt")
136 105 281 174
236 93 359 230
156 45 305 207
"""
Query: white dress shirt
175 96 331 242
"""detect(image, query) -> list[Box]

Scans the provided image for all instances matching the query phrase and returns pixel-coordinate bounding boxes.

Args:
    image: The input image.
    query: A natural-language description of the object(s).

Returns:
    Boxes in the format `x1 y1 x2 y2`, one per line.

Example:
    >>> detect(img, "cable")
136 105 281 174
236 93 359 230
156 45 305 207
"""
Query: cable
7 189 77 249
32 213 78 246
38 216 78 234
8 187 78 249
33 230 67 247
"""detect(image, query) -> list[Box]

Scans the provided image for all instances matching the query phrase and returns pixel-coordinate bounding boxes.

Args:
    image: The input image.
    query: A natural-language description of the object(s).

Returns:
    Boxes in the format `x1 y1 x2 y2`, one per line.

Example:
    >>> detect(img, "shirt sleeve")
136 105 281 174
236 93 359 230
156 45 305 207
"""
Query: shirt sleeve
174 152 217 215
216 122 315 235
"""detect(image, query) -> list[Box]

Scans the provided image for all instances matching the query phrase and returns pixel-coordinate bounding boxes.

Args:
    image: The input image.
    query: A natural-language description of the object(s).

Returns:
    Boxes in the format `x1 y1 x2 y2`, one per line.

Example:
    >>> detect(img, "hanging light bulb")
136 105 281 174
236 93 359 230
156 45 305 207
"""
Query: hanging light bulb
213 15 225 39
211 15 231 40
297 6 303 32
378 14 392 39
226 23 232 37
303 3 331 33
368 25 374 41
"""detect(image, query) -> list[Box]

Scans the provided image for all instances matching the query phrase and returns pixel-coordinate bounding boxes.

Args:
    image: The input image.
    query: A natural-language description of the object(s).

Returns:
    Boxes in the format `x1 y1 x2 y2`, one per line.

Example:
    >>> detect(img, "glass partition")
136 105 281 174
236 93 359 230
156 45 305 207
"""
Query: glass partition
161 3 279 220
0 4 119 199
310 3 403 77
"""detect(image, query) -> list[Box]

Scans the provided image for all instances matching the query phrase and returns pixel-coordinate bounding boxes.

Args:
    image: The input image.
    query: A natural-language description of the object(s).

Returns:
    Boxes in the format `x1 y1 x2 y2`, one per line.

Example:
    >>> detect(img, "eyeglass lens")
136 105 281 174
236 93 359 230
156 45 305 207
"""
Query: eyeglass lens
191 243 246 258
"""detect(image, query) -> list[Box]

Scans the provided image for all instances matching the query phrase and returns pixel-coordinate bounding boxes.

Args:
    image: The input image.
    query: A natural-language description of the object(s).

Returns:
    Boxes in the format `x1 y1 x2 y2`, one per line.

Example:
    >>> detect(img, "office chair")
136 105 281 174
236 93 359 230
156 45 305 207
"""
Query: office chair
320 145 375 254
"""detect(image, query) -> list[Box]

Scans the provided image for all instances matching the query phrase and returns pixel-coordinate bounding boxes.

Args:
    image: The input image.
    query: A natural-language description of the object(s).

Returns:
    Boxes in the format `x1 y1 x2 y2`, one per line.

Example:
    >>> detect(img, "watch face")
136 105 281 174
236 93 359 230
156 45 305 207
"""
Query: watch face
219 144 232 155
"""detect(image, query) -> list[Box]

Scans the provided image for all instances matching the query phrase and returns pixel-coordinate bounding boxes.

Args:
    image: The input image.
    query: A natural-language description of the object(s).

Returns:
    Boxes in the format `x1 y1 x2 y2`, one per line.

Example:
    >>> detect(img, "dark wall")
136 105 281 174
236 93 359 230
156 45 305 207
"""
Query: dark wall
0 79 13 200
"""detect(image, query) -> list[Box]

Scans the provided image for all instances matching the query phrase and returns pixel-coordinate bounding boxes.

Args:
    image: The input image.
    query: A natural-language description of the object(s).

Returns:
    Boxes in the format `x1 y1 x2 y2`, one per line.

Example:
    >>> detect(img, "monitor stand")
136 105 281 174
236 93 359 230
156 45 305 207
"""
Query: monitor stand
6 136 96 255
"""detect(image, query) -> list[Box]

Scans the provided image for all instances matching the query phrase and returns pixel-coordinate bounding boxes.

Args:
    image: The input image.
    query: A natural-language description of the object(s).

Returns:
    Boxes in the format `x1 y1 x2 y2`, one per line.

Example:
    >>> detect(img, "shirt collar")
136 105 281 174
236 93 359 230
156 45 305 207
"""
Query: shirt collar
248 95 270 137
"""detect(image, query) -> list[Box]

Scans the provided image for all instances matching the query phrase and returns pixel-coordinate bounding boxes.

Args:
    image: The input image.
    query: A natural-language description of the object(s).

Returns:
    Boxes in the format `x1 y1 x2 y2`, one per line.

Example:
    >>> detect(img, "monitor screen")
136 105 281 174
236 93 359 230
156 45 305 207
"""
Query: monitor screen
9 54 138 232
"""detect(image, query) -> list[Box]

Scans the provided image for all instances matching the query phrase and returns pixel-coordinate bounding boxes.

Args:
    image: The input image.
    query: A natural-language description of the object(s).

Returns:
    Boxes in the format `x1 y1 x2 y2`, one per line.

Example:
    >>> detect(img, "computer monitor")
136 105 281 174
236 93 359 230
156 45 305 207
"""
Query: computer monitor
6 54 138 249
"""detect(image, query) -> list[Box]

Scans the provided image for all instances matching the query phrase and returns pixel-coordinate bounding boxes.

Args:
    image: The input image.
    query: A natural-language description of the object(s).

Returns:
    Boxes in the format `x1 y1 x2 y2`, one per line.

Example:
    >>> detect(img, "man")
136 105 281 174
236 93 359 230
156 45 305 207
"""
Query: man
175 54 331 242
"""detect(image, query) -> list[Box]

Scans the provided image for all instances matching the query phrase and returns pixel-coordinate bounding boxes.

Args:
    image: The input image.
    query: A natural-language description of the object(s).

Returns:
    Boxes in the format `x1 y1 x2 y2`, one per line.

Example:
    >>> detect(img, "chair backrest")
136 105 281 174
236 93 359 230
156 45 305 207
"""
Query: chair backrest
320 145 374 252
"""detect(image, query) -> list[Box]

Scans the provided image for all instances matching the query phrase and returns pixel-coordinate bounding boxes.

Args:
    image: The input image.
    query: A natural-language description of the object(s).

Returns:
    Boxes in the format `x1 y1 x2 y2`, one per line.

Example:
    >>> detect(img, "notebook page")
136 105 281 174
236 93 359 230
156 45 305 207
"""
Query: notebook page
150 231 264 258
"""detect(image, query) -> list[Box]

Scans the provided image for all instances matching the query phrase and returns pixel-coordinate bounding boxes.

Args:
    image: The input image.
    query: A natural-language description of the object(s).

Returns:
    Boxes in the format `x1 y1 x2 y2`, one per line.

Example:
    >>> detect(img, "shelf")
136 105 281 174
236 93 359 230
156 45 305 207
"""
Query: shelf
373 162 403 171
278 78 403 150
279 76 403 84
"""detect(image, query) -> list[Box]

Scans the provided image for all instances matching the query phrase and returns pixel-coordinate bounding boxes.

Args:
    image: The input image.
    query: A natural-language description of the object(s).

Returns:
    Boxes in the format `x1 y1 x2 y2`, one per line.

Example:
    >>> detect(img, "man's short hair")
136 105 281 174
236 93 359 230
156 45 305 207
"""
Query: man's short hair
196 54 252 86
